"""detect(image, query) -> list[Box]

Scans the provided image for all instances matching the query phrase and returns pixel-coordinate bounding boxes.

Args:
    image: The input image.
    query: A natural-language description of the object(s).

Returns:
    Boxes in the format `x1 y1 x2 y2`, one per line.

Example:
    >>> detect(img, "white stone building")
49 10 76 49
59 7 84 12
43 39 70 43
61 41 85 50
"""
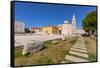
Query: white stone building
62 21 71 36
15 21 25 33
61 14 76 36
61 14 86 36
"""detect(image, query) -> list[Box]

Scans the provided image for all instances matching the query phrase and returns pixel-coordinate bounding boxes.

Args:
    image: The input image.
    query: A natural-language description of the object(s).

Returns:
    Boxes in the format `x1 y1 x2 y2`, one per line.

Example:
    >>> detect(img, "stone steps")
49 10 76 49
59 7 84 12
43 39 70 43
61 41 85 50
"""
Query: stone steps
61 37 89 63
72 46 87 50
71 48 88 53
65 55 89 62
69 50 88 58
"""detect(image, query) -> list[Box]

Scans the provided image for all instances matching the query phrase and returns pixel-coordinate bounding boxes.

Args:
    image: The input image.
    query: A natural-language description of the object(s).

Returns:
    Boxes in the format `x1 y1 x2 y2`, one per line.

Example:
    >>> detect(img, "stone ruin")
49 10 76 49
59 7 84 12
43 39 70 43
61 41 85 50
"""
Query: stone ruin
22 41 43 56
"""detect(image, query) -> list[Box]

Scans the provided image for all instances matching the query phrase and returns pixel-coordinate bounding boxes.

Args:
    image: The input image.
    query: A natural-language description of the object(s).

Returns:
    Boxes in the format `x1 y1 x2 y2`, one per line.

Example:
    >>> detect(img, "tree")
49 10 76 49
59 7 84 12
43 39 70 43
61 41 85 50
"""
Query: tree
25 28 31 33
83 10 97 34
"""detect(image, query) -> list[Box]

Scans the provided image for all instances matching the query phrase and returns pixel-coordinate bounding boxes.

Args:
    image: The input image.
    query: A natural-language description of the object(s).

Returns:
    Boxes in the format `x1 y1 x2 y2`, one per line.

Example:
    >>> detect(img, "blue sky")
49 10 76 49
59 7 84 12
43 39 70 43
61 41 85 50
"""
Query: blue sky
14 2 96 28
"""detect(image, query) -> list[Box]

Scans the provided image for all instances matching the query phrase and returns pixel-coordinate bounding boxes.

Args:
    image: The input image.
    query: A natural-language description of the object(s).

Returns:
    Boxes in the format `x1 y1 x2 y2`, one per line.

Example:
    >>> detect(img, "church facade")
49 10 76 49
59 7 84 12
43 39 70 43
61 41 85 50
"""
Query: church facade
61 14 76 36
60 14 86 36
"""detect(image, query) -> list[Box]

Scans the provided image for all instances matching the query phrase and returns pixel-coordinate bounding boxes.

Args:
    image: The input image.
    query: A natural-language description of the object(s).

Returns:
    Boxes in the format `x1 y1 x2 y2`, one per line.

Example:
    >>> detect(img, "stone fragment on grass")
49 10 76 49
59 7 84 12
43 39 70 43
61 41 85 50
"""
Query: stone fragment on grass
22 41 43 56
61 37 66 41
52 40 58 44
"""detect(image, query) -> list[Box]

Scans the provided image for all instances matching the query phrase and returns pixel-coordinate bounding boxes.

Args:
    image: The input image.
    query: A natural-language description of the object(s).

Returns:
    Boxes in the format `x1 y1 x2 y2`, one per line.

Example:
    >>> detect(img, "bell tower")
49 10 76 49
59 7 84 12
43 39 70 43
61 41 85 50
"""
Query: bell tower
72 14 76 29
72 14 76 35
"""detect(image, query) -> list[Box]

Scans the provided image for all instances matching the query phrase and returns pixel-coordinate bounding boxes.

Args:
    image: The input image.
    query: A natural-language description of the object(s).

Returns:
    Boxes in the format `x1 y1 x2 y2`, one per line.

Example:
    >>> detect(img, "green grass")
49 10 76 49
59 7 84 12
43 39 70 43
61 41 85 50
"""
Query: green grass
15 49 23 58
35 57 53 64
84 37 97 62
69 38 77 45
43 40 52 47
89 54 97 61
43 38 62 47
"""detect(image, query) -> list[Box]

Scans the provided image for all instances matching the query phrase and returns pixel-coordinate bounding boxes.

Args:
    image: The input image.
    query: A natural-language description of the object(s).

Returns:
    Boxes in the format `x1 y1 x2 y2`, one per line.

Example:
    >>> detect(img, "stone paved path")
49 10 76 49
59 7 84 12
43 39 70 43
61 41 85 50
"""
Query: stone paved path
61 36 89 63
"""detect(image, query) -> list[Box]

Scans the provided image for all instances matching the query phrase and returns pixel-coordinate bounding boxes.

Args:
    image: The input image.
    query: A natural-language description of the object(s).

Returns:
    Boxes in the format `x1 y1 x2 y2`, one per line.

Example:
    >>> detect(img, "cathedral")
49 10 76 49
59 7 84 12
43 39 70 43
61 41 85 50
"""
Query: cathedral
60 14 86 36
61 14 76 36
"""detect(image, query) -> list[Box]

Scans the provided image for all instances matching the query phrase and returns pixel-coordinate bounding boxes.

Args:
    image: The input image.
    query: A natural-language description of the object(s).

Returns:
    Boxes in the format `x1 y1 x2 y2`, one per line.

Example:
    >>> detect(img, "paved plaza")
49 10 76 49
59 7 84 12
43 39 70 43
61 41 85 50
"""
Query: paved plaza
15 34 65 47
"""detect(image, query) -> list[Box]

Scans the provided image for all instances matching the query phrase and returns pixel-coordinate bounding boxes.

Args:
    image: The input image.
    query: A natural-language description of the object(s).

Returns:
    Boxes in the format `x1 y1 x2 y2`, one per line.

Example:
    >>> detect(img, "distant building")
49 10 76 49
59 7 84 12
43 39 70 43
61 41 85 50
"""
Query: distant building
41 26 59 35
15 21 25 33
57 24 62 34
30 27 41 33
76 29 86 36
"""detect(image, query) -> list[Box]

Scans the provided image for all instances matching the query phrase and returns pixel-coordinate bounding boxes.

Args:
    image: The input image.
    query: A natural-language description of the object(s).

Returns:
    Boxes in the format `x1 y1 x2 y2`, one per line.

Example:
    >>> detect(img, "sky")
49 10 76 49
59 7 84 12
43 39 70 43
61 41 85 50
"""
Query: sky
14 2 96 28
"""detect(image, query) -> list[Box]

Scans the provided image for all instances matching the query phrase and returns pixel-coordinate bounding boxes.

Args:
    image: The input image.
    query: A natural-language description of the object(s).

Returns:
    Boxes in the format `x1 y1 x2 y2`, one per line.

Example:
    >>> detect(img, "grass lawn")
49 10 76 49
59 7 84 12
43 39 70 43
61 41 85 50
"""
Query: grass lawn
84 37 97 61
15 46 23 58
15 37 78 66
